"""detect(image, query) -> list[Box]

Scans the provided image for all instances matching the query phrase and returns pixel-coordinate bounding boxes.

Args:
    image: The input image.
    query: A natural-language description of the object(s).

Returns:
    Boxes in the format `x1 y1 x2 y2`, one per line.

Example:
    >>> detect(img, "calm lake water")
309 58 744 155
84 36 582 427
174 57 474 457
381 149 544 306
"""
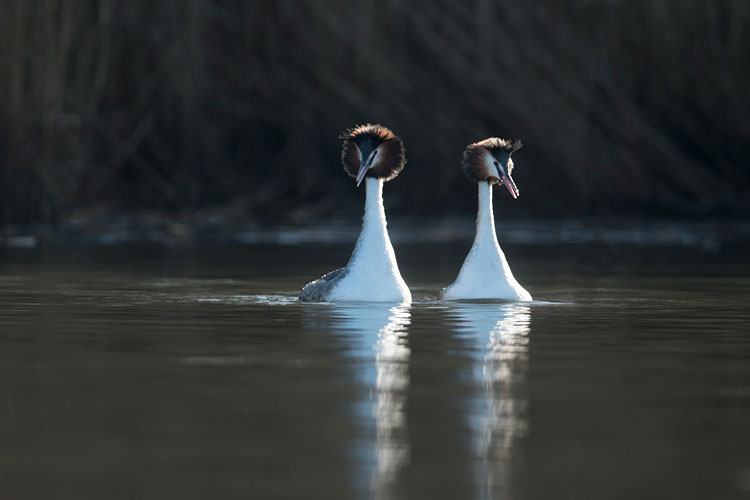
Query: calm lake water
1 238 749 499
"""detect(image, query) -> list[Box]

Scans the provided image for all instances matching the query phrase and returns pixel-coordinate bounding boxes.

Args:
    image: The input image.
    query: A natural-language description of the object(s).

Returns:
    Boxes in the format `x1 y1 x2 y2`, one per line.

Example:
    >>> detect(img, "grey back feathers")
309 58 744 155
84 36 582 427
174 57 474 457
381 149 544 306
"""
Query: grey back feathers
341 124 406 182
299 267 349 302
462 137 522 184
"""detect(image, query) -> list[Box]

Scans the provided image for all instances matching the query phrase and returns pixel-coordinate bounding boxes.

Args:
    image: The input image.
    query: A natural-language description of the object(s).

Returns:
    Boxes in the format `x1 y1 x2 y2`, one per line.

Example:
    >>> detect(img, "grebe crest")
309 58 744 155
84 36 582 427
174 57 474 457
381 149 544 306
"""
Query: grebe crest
341 124 406 186
462 138 522 198
300 124 411 303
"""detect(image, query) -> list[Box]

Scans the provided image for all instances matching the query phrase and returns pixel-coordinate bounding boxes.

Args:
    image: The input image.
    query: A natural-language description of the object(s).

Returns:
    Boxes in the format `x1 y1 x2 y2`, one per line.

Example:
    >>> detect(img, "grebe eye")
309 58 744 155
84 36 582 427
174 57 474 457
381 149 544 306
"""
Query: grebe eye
493 161 499 167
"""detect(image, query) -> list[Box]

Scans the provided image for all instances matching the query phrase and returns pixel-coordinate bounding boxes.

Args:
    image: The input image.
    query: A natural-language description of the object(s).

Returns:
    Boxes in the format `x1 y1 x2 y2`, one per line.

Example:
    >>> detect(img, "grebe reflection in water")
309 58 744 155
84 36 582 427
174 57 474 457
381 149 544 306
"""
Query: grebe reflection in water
449 302 531 499
329 303 411 497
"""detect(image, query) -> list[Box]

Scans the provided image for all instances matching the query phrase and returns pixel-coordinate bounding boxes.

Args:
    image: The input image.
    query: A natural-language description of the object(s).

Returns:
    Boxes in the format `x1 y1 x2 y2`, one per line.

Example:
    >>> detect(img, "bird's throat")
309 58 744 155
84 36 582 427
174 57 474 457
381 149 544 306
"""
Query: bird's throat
347 177 391 266
475 181 499 249
363 177 387 234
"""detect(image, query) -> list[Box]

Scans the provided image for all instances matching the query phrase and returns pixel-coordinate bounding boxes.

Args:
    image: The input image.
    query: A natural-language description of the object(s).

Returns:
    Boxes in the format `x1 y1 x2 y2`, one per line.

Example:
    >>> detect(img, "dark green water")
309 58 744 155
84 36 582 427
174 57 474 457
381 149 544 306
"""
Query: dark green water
1 242 749 499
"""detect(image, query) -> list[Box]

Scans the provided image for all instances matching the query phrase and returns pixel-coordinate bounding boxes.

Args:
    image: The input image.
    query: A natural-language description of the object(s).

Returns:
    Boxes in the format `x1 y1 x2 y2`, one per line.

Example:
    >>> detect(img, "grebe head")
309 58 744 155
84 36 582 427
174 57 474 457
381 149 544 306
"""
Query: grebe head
341 124 406 187
462 138 522 199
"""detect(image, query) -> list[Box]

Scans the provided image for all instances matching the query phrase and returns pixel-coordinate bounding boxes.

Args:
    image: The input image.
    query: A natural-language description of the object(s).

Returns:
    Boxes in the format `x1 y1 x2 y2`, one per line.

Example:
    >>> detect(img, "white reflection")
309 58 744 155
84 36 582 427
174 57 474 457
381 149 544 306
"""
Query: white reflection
332 303 411 499
451 302 531 500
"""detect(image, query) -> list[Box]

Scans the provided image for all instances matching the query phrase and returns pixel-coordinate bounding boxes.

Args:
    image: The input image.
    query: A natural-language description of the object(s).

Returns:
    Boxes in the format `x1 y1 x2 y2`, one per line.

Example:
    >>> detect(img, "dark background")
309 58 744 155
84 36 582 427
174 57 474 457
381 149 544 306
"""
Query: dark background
1 0 748 227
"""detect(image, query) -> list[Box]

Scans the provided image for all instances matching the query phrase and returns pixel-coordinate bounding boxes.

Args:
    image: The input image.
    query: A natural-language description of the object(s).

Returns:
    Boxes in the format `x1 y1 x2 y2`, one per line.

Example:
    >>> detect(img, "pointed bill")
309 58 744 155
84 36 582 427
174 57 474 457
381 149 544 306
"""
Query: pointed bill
356 150 376 187
502 174 519 199
494 159 519 199
355 162 368 187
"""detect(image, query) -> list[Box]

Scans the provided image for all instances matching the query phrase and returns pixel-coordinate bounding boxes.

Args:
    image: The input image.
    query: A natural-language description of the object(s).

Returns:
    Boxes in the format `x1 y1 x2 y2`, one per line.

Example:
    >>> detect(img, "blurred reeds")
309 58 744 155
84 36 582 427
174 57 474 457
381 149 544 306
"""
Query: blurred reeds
1 0 748 225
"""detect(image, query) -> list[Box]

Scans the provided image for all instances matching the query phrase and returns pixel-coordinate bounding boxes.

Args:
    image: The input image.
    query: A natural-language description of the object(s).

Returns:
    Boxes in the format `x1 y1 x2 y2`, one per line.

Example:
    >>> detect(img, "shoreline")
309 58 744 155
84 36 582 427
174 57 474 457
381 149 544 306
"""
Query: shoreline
2 214 748 250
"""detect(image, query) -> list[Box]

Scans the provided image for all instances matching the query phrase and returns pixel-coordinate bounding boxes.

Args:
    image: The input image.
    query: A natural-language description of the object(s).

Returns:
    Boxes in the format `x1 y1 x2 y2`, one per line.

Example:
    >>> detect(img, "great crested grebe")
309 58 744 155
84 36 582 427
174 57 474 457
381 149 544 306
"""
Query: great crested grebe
300 124 411 303
440 138 532 301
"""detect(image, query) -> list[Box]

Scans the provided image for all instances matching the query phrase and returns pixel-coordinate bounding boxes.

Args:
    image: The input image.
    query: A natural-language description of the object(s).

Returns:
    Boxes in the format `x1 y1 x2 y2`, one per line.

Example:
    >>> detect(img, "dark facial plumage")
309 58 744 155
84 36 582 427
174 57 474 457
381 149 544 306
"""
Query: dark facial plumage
461 137 522 184
340 124 406 182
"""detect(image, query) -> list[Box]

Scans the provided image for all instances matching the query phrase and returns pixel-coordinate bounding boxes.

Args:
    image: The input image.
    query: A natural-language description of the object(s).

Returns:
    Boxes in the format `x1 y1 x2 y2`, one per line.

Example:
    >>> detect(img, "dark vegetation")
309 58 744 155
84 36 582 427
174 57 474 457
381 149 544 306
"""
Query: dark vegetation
1 0 748 226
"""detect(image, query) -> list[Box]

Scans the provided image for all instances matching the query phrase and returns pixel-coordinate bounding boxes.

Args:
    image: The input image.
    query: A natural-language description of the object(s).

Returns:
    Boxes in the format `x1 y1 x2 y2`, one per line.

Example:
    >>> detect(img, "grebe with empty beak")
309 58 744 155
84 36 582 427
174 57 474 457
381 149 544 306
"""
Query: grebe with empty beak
300 124 411 303
440 138 532 301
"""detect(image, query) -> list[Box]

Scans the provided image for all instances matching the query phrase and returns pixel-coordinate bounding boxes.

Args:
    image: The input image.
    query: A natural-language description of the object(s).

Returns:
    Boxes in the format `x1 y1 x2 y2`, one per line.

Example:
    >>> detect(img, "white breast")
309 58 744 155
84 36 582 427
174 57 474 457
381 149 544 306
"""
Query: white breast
441 182 531 301
328 177 411 303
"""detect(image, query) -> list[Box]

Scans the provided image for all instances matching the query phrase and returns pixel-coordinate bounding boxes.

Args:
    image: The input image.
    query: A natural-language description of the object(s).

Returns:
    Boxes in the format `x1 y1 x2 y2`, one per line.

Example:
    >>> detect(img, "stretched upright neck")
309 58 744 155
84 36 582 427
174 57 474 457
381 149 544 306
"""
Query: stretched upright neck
332 176 410 303
474 181 499 249
363 177 387 236
348 177 393 264
440 180 532 301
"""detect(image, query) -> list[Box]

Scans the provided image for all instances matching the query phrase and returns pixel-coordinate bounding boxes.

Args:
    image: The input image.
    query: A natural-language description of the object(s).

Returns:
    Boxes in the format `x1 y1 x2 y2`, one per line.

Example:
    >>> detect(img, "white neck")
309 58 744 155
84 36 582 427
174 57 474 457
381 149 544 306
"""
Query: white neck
329 177 411 303
475 181 499 249
440 182 532 301
361 177 388 245
347 177 389 264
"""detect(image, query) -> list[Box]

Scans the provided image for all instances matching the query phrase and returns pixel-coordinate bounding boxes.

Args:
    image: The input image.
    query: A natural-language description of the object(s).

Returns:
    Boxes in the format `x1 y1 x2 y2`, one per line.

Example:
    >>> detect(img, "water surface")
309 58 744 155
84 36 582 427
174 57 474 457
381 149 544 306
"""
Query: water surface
1 242 749 499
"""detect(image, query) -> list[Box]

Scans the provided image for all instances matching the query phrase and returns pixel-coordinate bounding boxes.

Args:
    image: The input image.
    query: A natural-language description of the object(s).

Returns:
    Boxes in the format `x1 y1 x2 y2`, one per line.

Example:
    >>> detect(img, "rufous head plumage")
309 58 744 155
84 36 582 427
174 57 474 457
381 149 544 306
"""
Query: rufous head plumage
341 124 406 187
462 137 522 198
